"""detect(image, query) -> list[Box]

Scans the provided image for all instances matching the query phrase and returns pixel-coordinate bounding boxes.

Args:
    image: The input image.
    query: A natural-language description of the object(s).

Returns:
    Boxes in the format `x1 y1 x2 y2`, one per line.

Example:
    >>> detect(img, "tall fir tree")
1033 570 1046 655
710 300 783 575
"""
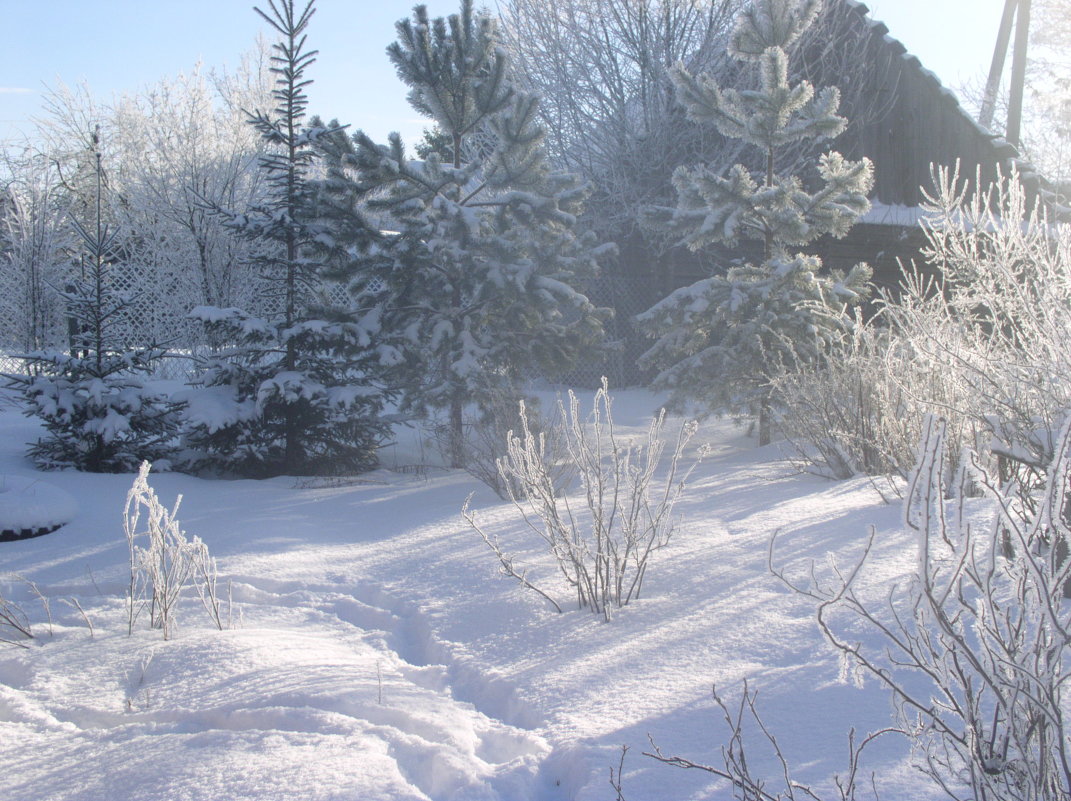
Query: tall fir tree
335 0 609 467
638 0 873 445
5 133 181 472
182 0 390 477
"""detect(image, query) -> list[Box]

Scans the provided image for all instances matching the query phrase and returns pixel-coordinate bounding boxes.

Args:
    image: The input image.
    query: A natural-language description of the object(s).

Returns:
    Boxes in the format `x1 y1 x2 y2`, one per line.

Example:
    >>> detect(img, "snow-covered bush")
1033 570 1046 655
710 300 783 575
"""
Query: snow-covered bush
465 380 699 620
124 461 224 639
776 165 1069 483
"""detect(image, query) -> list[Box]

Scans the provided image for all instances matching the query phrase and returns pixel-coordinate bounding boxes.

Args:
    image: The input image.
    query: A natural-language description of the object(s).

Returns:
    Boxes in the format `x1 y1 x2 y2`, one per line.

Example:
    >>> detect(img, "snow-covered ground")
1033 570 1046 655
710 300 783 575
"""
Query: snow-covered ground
0 390 941 800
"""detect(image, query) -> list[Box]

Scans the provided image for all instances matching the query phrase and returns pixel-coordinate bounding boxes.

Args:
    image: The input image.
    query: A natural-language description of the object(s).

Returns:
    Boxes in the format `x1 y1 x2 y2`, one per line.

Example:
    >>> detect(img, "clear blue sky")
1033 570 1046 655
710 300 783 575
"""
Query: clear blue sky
0 0 1005 148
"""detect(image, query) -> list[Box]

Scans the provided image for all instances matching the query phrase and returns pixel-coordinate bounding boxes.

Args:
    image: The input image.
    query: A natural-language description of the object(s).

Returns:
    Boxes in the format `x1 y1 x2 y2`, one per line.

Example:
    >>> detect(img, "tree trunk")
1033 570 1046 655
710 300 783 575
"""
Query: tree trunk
449 395 465 469
758 394 772 447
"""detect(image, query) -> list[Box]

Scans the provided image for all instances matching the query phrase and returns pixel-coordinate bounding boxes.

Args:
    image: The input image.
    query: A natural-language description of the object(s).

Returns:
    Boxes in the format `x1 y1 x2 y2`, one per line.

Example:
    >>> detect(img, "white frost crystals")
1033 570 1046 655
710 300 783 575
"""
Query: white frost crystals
124 461 225 639
770 413 1071 800
465 379 701 620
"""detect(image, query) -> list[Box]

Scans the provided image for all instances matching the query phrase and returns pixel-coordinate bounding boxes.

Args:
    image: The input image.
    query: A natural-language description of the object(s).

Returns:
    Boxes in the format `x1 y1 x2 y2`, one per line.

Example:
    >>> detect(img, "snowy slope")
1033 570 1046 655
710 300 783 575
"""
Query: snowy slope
0 391 940 800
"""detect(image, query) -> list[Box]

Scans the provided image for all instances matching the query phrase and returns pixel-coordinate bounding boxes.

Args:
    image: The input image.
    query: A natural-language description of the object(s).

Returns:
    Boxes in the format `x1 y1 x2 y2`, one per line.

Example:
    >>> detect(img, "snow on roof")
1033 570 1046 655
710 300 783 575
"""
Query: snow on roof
859 201 925 228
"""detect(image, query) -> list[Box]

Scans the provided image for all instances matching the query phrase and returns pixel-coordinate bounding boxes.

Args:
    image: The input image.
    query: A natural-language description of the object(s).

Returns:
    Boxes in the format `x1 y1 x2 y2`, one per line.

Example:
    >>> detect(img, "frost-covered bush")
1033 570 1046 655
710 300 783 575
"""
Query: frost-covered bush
465 380 699 620
775 166 1069 482
787 415 1071 799
772 317 914 479
650 415 1071 799
896 166 1071 474
125 461 224 639
773 302 984 483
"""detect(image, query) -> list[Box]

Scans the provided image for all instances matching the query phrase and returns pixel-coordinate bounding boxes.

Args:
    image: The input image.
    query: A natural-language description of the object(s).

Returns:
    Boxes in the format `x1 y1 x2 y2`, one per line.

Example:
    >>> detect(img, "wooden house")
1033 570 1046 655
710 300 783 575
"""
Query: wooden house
588 0 1060 385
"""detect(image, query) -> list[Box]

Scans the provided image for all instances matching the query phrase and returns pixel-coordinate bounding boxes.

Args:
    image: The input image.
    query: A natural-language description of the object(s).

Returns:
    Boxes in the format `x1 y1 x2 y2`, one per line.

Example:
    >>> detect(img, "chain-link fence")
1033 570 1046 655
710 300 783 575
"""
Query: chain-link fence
557 272 660 389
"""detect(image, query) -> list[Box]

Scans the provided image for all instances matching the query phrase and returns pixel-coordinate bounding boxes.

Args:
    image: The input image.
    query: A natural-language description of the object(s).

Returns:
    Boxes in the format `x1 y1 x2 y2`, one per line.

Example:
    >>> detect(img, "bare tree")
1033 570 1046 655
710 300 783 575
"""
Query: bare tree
21 48 275 354
498 0 741 245
0 150 73 356
107 58 273 332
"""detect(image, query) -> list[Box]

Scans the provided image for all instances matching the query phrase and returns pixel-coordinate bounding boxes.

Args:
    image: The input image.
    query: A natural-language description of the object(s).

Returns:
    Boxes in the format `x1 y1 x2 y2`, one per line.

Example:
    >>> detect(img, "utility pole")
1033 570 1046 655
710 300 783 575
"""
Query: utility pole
979 0 1032 148
1006 0 1031 148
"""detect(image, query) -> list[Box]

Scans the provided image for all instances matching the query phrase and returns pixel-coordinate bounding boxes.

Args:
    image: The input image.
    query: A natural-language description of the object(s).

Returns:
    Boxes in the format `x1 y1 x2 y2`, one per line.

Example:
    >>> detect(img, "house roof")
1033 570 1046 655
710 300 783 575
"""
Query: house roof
824 0 1064 217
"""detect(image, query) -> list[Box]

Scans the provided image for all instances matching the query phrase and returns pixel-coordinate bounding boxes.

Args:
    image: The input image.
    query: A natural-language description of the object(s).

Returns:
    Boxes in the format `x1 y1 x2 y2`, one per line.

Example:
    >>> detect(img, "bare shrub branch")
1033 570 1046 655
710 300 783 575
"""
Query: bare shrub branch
60 597 94 638
466 378 700 619
773 415 1071 800
125 461 225 638
0 588 32 648
462 494 564 613
646 680 896 800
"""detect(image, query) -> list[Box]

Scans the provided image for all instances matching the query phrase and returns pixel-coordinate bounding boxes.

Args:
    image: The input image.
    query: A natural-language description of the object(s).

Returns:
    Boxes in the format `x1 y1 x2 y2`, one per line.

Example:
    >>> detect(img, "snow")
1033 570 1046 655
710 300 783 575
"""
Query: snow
0 390 942 800
859 200 925 228
0 475 77 533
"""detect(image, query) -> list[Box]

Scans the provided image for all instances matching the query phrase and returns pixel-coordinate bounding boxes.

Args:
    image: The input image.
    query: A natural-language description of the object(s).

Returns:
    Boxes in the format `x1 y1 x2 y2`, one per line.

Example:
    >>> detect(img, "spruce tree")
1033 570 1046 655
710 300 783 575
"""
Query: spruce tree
183 0 390 477
639 0 873 445
5 134 181 472
338 0 608 467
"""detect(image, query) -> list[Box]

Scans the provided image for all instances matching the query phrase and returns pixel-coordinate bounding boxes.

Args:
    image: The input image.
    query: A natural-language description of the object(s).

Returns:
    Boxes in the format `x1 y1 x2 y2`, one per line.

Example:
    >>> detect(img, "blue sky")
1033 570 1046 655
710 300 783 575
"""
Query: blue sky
0 0 1005 148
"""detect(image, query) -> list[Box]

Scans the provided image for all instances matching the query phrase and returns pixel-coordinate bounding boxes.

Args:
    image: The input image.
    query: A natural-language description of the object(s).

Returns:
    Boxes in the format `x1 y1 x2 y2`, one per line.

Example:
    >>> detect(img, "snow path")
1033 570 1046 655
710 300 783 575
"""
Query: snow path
0 393 939 799
0 578 552 801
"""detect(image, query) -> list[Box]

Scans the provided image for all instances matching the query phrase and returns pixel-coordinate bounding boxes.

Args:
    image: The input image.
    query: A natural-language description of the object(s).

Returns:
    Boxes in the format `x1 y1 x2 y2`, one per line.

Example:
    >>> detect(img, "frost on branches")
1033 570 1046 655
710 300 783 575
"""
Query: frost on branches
337 0 609 467
184 0 390 477
639 0 872 445
4 141 180 473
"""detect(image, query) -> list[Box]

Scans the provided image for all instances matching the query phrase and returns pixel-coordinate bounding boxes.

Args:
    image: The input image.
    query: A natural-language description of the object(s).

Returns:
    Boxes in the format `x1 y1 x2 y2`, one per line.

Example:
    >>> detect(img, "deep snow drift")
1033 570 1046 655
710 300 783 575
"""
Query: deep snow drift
0 390 942 800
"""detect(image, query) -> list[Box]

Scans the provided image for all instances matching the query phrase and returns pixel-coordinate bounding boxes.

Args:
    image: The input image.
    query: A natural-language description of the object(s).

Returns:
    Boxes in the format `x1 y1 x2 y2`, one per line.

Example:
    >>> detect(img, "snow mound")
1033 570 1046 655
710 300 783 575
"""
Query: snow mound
0 475 77 540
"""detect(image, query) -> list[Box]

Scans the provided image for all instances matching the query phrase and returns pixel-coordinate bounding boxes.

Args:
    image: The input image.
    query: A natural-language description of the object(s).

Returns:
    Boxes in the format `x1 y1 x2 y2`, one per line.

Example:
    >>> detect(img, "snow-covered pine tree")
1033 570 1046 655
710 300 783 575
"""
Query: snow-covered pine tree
638 0 873 445
338 0 609 467
183 0 390 478
5 135 181 472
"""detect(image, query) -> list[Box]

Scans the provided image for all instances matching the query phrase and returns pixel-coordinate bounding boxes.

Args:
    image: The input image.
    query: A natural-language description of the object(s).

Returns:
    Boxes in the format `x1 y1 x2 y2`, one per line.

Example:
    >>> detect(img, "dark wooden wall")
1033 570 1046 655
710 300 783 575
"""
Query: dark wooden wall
831 1 1021 208
613 0 1040 290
